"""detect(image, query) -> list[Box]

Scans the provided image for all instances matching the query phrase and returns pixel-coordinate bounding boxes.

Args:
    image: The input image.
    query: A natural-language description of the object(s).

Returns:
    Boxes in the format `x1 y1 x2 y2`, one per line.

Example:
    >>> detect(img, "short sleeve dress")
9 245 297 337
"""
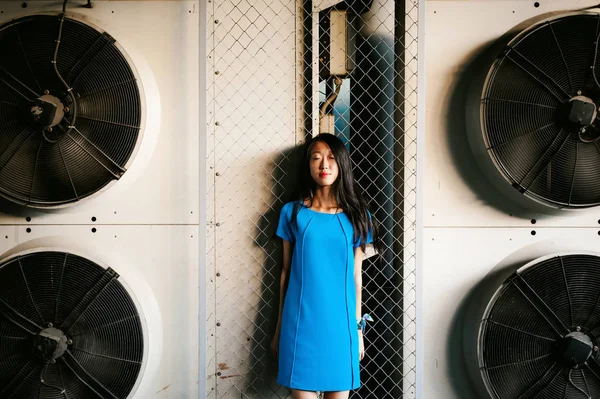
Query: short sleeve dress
276 201 372 391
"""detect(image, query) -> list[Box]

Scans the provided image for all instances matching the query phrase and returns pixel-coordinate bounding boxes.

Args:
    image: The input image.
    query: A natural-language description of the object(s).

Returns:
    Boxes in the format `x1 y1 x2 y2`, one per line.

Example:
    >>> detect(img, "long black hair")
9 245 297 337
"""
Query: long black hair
290 134 381 253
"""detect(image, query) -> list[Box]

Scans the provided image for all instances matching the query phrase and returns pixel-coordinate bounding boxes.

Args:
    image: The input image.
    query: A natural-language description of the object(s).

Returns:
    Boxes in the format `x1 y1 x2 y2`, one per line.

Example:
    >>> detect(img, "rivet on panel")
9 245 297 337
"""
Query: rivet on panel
215 121 220 126
216 172 221 176
216 322 221 326
216 222 221 227
215 20 219 24
215 71 220 75
216 272 221 277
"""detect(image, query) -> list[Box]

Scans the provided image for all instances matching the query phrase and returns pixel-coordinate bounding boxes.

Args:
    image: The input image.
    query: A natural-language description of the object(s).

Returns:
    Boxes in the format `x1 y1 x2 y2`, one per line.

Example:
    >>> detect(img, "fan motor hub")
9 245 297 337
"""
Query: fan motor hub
33 327 69 363
565 96 597 127
28 94 65 129
556 331 593 368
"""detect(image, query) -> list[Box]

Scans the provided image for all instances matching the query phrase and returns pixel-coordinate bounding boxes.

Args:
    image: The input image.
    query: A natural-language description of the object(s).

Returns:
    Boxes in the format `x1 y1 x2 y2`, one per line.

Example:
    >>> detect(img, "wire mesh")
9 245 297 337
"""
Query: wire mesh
206 0 418 397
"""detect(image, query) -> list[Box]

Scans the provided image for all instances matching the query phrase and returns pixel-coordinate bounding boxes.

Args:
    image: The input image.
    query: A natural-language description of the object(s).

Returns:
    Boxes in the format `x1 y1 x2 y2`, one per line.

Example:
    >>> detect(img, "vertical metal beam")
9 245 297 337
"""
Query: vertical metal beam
416 0 426 397
312 8 320 137
198 0 208 397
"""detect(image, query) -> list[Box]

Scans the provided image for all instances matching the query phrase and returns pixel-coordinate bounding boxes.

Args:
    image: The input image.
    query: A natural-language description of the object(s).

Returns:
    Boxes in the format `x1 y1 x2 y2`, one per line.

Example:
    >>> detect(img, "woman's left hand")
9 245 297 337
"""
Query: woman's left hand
358 332 365 361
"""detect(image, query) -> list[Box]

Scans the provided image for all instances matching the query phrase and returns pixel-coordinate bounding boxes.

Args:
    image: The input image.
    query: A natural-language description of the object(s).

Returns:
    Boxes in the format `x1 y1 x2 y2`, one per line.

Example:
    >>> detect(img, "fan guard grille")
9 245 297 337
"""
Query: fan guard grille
482 13 600 208
480 254 600 398
0 251 143 399
0 15 142 207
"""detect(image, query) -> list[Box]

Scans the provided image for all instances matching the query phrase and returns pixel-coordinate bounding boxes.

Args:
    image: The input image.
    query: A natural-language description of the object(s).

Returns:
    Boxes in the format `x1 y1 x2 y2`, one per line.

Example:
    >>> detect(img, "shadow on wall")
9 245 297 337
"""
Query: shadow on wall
445 38 535 219
246 144 303 398
448 259 530 399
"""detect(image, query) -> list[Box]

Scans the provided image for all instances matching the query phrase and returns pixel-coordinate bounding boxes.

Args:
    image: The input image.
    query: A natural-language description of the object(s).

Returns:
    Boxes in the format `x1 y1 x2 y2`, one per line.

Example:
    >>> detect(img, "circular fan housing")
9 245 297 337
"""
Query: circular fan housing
477 253 600 398
475 13 600 209
0 14 143 208
0 250 145 398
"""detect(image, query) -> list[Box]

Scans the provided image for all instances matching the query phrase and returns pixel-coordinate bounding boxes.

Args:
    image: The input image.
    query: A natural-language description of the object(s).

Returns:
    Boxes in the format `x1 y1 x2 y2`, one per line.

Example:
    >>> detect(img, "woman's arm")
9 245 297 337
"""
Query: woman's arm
354 246 365 359
272 239 293 357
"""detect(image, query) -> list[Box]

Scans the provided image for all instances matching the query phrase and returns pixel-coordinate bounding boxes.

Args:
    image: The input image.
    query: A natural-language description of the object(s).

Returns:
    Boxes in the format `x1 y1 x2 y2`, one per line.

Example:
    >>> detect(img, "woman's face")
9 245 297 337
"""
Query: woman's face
309 140 339 187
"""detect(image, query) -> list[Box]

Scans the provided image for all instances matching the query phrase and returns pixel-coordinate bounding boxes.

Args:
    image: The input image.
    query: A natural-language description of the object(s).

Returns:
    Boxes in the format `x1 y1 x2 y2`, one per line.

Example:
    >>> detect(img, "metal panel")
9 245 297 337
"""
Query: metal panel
424 0 600 228
423 227 600 399
0 225 199 398
0 1 200 225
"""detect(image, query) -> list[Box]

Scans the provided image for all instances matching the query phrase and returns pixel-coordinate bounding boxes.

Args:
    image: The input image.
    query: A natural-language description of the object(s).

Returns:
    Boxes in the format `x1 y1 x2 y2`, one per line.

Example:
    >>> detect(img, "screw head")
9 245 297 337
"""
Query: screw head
46 127 53 132
577 90 582 95
216 222 221 227
214 19 219 23
216 272 221 277
64 107 70 113
67 339 73 345
44 90 50 95
594 346 598 352
577 326 582 332
47 323 53 328
50 359 56 364
215 71 220 75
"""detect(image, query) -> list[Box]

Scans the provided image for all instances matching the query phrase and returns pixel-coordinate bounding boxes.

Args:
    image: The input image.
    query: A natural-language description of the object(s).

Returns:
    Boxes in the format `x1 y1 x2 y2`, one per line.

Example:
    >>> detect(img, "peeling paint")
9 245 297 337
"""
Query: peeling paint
156 385 170 394
217 362 230 370
219 373 242 379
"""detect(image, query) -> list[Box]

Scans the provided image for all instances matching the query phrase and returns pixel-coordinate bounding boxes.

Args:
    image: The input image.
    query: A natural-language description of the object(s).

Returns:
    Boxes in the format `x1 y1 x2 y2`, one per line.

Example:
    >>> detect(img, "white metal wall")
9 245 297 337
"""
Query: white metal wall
424 1 600 398
206 1 298 397
0 1 200 398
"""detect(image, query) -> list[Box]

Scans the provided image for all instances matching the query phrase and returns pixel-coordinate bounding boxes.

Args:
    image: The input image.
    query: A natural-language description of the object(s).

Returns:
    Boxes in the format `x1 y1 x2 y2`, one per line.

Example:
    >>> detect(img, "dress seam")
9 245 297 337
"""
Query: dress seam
336 214 354 388
289 214 314 386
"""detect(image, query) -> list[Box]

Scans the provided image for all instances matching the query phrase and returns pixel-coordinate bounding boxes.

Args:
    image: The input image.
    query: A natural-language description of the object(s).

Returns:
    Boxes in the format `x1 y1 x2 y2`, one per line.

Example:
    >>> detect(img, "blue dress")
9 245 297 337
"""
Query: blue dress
276 201 372 391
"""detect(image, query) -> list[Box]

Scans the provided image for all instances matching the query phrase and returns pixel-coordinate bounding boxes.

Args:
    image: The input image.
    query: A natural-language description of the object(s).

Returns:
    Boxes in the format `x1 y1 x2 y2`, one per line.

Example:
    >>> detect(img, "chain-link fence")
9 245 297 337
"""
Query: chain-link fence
206 0 418 397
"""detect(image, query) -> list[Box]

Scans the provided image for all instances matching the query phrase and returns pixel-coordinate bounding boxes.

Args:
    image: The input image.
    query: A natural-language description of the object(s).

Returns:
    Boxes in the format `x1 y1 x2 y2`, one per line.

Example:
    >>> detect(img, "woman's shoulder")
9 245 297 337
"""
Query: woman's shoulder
280 200 301 217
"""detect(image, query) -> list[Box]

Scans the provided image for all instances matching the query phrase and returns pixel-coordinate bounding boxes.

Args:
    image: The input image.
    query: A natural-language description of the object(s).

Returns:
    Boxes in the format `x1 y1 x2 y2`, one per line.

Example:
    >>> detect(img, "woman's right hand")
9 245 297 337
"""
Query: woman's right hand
271 328 280 358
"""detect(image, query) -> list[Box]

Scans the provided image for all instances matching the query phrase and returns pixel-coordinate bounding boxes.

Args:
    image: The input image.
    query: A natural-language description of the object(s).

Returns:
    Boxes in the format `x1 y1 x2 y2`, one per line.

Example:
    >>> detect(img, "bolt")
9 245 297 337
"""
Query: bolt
216 222 221 227
577 90 582 95
44 90 49 95
216 272 221 277
215 71 220 75
216 172 221 176
215 19 219 23
594 346 598 352
67 339 73 345
64 107 70 113
215 121 220 126
46 127 53 132
577 326 581 332
47 323 53 328
216 322 221 326
50 359 56 364
217 371 222 376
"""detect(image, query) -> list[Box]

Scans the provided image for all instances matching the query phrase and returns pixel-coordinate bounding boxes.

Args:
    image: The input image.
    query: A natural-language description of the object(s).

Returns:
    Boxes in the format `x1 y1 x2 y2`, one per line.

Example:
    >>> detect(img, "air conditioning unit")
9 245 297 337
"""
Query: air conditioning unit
0 1 200 398
424 2 600 399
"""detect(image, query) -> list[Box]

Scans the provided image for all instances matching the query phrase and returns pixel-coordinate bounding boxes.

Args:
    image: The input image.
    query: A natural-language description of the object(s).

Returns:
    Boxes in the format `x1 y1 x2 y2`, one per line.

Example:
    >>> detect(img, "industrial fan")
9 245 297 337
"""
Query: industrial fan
0 13 142 208
478 253 600 398
0 250 143 399
475 13 600 209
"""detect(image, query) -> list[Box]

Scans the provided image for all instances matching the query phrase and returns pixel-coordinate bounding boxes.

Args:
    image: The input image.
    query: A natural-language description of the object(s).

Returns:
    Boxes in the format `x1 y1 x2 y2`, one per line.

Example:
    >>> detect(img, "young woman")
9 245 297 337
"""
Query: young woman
271 134 379 399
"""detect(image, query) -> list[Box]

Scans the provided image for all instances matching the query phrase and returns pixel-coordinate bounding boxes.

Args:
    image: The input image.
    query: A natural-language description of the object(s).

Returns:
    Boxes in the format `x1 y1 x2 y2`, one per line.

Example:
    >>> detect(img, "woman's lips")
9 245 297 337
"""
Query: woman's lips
319 173 330 178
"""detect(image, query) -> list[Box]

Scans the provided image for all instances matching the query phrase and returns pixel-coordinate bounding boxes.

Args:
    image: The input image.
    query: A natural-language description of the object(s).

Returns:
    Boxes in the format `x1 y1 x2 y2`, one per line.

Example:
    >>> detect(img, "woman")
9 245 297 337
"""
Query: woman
271 134 379 399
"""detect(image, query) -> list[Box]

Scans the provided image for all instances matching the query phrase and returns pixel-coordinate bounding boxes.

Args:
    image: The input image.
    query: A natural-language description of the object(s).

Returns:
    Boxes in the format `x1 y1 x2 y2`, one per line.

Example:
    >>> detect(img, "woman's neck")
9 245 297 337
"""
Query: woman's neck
308 187 339 212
